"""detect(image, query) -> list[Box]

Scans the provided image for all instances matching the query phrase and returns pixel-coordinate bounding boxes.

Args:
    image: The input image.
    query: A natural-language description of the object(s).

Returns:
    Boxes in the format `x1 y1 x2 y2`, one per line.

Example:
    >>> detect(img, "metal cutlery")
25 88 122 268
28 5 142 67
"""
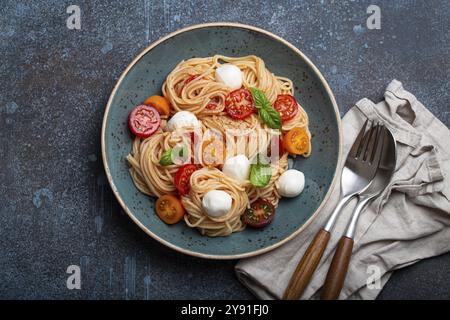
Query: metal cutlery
321 126 396 300
283 119 385 300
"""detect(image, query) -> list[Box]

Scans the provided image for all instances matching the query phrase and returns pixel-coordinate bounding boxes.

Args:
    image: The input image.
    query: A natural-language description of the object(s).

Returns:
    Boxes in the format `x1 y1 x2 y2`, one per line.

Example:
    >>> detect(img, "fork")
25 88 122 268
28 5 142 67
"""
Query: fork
321 125 394 299
283 119 384 300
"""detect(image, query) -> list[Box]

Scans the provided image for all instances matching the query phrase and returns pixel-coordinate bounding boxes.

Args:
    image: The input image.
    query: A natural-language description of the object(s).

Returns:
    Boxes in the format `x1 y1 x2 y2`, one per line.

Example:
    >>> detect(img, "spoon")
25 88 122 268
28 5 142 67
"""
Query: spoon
321 126 397 300
283 120 384 300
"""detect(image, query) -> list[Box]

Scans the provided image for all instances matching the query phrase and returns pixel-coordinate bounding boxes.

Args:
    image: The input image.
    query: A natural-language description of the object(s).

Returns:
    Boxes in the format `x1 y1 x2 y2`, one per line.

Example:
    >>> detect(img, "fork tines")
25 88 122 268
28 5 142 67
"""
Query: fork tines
351 119 385 166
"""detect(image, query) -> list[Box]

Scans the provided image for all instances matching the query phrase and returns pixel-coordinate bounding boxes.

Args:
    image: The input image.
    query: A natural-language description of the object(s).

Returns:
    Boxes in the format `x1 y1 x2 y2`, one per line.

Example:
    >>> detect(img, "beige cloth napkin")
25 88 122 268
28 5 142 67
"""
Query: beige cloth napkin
235 80 450 300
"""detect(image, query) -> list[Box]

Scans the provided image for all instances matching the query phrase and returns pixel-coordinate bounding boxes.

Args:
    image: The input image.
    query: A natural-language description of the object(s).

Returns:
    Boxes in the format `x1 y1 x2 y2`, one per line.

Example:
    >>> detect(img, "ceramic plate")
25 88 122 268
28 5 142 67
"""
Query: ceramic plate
102 23 342 259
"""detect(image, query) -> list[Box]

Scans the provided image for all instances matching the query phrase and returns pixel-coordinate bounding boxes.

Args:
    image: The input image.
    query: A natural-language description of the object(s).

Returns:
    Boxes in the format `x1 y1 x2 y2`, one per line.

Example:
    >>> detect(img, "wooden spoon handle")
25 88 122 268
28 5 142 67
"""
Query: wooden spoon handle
283 229 330 300
321 236 354 300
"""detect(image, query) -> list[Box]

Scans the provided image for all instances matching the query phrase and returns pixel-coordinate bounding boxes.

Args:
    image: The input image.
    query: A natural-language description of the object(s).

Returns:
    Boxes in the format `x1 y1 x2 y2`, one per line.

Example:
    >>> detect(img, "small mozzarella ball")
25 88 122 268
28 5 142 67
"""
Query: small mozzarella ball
202 190 232 218
277 169 305 197
215 64 242 90
222 155 251 182
166 111 199 131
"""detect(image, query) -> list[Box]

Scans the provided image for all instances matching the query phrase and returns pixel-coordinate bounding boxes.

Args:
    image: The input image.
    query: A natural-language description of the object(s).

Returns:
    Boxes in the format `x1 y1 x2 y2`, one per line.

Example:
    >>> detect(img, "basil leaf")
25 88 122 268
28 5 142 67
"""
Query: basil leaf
159 148 173 166
259 107 282 129
265 106 282 129
250 87 270 109
250 87 282 129
250 161 272 188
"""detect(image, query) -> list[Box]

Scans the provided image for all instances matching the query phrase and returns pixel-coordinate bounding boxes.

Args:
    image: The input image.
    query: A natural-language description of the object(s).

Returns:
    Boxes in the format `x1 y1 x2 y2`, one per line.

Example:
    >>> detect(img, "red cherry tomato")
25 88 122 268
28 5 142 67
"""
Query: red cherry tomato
225 88 256 120
242 199 275 228
205 97 220 110
128 105 160 138
278 136 286 158
176 75 200 95
274 94 299 122
269 136 286 159
184 75 199 86
206 103 217 110
174 164 197 196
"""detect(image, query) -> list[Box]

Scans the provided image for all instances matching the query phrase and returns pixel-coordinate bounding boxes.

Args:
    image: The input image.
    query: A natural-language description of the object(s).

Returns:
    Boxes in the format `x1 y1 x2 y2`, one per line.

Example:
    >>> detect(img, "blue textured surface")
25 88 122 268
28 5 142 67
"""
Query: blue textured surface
0 0 449 299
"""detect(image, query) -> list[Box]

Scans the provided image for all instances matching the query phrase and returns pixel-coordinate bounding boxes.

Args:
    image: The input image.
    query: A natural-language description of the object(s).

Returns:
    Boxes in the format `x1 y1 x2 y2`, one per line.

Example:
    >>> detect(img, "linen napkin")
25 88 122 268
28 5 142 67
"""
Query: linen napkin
235 80 450 300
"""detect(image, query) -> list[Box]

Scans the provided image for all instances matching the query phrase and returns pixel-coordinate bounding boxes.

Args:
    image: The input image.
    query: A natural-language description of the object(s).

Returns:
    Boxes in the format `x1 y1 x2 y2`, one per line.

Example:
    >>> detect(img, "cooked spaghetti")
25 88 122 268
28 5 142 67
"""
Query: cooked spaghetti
182 168 248 237
163 55 291 114
127 54 311 237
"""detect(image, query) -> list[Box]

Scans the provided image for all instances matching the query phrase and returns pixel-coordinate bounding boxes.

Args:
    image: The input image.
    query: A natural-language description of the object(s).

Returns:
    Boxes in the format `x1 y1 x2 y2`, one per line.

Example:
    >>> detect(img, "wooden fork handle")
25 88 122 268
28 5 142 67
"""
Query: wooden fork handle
283 229 330 300
321 236 354 300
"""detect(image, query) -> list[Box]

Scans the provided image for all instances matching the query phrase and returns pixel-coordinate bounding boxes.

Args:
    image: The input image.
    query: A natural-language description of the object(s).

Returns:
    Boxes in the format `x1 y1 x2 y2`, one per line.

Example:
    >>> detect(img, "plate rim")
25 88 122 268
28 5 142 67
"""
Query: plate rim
101 22 343 260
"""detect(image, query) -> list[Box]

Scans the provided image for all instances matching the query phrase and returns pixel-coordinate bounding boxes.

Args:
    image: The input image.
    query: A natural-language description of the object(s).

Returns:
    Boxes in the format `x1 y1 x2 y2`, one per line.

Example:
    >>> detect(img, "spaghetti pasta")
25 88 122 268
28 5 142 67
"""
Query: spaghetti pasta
181 167 249 237
127 54 311 237
126 128 196 197
200 113 274 161
162 55 293 115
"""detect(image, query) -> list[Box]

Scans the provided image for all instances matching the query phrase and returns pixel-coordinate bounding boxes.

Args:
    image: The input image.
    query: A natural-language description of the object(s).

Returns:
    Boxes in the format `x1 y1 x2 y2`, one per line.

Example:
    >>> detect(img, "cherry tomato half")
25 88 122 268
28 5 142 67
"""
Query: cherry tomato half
205 96 220 111
206 103 217 110
242 199 276 228
268 136 286 160
274 94 299 122
155 195 185 224
283 127 310 155
176 75 200 95
174 164 198 196
225 88 256 120
184 75 199 86
144 95 171 116
128 105 161 138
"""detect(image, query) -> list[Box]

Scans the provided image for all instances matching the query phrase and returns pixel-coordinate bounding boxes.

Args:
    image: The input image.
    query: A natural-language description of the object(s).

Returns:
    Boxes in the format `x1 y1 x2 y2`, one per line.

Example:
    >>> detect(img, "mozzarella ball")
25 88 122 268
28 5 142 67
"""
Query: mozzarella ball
202 190 232 218
166 111 199 131
222 155 251 182
215 64 242 90
277 169 305 197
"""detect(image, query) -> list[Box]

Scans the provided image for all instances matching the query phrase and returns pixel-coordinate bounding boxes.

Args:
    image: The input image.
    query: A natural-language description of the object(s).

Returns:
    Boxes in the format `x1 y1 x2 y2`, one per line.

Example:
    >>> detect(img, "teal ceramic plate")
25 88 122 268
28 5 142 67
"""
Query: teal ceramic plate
102 23 342 259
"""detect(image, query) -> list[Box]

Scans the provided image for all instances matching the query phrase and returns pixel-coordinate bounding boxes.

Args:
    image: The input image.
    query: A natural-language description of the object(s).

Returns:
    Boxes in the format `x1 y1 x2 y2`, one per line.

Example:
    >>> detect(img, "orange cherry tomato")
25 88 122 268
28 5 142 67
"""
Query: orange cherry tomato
155 195 185 224
144 95 171 116
283 127 310 155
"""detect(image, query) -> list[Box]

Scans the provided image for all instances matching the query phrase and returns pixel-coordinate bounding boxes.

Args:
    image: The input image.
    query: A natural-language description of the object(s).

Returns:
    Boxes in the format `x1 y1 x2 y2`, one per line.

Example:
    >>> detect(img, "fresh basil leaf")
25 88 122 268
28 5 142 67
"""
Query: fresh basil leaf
261 106 282 129
250 87 270 109
258 107 271 125
250 87 282 129
258 104 282 129
250 160 272 188
159 148 173 166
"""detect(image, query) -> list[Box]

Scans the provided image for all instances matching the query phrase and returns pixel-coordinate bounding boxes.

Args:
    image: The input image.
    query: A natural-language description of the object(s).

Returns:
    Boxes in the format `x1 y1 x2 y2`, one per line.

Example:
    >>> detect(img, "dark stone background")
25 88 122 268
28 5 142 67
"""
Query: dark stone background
1 0 449 299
